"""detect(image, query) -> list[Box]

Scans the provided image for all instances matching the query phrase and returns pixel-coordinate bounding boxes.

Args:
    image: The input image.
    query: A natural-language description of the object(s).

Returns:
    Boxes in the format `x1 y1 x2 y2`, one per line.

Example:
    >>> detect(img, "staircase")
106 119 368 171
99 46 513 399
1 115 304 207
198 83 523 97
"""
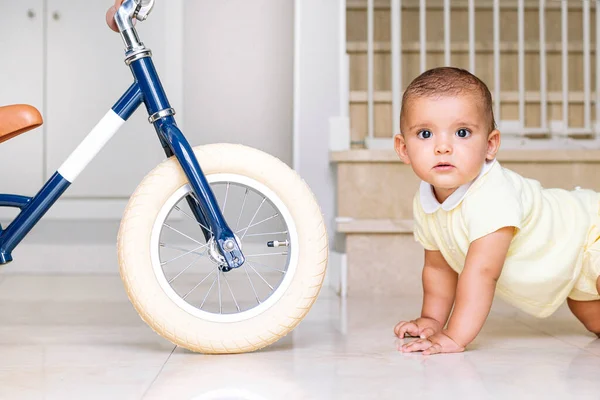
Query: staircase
332 0 600 297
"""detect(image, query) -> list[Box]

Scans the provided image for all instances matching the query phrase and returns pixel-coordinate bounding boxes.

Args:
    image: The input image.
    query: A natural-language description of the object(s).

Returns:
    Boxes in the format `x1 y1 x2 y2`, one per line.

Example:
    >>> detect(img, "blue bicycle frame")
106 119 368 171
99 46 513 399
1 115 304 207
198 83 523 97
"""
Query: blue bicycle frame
0 5 244 270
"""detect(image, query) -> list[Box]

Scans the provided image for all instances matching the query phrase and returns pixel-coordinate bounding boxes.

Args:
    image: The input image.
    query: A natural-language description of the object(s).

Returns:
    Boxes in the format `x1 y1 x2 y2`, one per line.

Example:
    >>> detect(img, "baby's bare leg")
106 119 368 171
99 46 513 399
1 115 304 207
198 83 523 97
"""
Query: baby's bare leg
566 277 600 337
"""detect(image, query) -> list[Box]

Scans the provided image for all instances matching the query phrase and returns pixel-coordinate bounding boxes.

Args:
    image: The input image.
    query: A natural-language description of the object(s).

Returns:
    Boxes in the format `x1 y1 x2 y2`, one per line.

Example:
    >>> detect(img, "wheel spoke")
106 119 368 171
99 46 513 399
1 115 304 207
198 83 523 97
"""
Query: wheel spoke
183 268 217 300
174 205 212 234
163 223 204 246
248 259 286 274
222 183 230 214
236 213 279 236
243 264 261 304
168 253 207 284
245 252 288 258
217 270 223 314
247 262 274 291
243 231 288 237
160 243 207 257
239 198 266 239
199 273 219 307
235 188 249 231
222 272 240 312
161 244 208 265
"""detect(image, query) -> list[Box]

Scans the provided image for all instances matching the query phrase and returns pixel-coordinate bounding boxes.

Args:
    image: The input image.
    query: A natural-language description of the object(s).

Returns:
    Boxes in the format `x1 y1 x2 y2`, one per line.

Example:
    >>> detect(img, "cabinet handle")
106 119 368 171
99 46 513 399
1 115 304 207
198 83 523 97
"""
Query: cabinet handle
52 12 60 21
27 9 36 19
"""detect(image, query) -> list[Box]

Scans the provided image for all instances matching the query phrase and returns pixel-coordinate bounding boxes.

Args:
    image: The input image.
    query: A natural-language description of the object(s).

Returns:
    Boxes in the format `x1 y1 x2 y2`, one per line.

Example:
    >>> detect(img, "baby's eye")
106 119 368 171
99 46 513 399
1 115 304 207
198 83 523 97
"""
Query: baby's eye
456 129 471 138
417 130 432 139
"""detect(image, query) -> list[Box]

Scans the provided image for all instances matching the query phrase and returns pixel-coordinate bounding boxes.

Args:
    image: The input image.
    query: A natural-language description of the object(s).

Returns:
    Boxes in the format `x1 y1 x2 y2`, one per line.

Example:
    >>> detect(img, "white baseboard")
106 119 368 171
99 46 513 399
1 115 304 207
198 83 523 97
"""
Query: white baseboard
0 197 189 222
326 251 347 297
2 243 119 275
2 222 344 297
0 199 129 221
3 244 347 295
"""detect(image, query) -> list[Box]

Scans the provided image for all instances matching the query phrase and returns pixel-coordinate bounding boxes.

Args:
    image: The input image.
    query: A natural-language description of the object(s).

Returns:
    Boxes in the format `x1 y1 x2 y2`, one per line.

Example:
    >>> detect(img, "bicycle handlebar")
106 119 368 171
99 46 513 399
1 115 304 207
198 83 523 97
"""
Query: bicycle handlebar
115 0 154 31
114 0 155 54
134 0 155 22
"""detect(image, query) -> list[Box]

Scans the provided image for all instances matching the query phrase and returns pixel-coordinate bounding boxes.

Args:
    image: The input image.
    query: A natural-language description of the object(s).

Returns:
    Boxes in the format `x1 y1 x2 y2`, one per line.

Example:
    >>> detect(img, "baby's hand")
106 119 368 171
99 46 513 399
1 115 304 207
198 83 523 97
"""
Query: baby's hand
394 317 441 339
399 331 465 355
106 1 123 32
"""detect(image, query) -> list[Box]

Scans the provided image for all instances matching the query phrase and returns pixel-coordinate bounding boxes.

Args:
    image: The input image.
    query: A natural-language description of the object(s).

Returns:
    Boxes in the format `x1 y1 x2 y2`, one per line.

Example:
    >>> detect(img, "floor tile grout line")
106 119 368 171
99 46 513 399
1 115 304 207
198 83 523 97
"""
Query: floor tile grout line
511 316 600 358
141 345 177 399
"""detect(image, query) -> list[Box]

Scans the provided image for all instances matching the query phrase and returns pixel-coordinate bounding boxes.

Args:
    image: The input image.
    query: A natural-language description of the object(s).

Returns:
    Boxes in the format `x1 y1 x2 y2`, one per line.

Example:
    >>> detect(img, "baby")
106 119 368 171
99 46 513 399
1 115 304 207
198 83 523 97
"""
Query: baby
393 67 600 355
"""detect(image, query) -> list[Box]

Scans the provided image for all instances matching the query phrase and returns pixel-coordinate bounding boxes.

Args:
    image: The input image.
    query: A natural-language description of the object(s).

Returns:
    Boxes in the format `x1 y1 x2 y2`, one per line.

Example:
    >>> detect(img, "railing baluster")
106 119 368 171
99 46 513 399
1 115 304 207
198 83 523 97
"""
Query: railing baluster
539 0 547 132
392 0 402 135
583 0 591 131
340 0 348 118
367 0 374 140
420 0 426 73
518 0 525 132
494 0 501 122
597 0 600 135
444 0 451 66
562 0 569 133
468 0 475 73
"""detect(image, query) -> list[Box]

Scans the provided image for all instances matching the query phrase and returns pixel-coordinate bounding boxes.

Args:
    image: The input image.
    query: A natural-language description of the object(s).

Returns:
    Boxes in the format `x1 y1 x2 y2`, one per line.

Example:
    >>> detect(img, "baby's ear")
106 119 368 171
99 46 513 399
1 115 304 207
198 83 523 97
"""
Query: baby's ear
486 129 501 160
394 134 410 164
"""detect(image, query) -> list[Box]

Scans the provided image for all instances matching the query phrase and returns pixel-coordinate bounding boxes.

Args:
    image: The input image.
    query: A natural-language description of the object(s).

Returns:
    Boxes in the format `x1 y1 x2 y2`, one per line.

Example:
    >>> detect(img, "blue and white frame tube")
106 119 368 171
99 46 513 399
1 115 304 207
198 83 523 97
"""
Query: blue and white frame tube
0 85 142 262
58 83 142 183
58 82 142 182
0 111 125 261
57 111 126 182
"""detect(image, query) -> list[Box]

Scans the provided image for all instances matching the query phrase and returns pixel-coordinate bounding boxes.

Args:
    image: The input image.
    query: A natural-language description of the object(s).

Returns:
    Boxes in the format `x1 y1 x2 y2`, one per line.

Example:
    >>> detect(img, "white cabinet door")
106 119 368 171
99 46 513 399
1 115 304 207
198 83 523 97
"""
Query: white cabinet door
46 0 169 198
0 0 44 196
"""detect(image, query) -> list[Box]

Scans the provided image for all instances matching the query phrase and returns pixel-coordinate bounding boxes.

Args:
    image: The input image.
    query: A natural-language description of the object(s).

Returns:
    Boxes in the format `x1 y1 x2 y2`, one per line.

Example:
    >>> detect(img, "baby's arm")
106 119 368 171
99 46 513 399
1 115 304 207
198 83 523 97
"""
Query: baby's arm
401 226 514 354
395 249 458 338
445 226 514 346
421 250 458 326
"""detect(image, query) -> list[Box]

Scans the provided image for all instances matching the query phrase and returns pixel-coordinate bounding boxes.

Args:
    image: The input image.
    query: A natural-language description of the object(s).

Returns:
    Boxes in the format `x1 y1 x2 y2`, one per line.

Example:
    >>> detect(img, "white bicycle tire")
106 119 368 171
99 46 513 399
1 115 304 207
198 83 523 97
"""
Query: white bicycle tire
117 143 328 353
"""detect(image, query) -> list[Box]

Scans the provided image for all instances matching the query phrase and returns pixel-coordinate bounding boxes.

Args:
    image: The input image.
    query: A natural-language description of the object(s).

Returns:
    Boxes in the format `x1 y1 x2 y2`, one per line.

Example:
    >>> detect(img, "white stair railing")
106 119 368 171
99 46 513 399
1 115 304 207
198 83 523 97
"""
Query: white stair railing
348 0 600 150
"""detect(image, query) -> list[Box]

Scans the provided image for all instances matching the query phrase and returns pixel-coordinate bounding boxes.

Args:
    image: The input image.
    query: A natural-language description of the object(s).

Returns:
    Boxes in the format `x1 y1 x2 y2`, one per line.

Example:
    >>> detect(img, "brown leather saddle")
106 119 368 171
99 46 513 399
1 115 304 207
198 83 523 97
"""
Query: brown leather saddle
0 104 43 144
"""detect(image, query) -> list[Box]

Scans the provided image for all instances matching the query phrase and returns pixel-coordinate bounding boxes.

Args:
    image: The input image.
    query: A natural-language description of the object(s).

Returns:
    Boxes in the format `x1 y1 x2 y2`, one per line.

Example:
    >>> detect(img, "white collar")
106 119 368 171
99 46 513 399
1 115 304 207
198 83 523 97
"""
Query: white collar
419 159 497 214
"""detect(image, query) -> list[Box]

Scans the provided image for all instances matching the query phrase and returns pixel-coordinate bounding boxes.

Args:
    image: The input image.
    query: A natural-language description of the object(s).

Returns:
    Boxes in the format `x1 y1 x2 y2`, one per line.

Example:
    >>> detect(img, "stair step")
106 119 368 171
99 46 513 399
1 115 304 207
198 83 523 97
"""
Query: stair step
332 149 600 221
334 148 600 296
343 228 423 296
337 218 414 233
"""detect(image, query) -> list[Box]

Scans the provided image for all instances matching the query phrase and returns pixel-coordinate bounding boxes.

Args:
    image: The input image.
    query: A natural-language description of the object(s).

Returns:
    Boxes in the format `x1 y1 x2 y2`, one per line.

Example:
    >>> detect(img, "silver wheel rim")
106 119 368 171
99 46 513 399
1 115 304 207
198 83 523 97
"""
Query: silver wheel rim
150 173 299 323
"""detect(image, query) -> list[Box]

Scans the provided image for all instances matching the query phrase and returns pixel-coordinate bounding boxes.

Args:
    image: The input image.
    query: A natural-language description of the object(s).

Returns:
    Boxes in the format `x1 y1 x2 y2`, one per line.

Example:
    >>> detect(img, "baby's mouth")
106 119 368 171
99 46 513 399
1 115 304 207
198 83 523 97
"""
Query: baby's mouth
433 162 454 170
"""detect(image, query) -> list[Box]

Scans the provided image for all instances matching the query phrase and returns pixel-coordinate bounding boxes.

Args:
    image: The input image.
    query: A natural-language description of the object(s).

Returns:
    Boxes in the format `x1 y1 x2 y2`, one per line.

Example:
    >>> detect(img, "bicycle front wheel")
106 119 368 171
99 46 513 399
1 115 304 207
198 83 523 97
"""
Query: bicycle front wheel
117 143 328 353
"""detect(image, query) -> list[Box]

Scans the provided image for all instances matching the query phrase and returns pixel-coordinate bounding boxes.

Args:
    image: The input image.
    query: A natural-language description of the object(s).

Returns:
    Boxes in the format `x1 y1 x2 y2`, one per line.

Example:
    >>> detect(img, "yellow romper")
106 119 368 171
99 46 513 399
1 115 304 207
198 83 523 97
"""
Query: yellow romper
413 159 600 318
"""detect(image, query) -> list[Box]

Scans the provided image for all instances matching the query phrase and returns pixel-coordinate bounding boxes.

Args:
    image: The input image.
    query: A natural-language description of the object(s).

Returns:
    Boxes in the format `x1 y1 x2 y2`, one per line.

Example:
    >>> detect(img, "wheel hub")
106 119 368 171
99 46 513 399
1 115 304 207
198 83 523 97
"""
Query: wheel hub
207 235 242 271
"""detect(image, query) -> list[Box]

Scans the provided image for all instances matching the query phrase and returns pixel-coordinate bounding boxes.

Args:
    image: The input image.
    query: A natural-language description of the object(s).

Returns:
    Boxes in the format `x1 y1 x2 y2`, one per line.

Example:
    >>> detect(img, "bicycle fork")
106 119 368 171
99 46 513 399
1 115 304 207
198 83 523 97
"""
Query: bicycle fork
122 55 244 271
156 120 245 271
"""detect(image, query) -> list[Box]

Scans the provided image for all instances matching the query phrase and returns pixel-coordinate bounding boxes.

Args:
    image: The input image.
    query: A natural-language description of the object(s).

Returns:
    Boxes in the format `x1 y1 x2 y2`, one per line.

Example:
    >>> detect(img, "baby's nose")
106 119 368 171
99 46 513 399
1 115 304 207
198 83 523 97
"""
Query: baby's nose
435 141 452 154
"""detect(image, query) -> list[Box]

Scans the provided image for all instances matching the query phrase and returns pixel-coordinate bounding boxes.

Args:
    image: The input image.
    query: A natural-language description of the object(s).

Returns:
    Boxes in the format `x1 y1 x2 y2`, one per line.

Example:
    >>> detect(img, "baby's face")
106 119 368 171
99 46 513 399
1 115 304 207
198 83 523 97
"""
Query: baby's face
395 94 500 202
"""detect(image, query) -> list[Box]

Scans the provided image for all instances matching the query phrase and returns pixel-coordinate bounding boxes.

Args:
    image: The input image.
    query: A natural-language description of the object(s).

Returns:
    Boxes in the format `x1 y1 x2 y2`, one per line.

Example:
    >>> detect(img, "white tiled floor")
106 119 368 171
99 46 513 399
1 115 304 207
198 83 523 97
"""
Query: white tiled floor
0 273 599 400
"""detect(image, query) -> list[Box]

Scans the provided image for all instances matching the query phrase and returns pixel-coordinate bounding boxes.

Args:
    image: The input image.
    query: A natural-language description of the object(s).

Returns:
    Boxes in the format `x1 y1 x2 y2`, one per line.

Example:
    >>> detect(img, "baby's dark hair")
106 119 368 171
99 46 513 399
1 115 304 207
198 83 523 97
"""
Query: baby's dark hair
400 67 496 133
